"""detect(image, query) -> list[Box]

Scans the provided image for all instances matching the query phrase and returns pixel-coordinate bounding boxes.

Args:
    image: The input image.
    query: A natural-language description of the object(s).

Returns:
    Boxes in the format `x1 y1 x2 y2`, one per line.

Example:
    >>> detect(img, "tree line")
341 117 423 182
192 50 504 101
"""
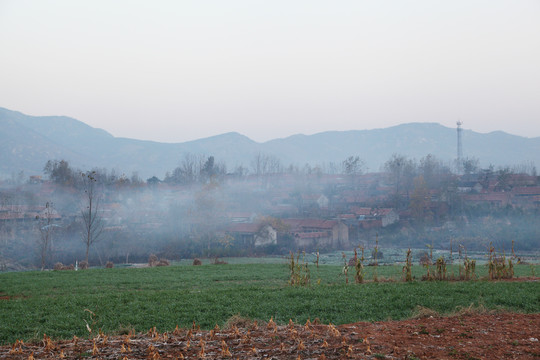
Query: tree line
0 152 537 271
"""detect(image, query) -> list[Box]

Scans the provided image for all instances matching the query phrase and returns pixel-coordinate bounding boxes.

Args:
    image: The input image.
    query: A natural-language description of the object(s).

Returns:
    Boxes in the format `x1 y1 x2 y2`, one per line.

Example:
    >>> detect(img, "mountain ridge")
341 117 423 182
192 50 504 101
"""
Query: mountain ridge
1 107 539 179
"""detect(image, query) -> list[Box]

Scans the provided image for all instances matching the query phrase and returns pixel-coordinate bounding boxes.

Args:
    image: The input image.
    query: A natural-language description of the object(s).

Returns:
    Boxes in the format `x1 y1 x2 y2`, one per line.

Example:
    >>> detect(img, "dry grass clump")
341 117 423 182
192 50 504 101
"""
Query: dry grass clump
354 247 365 284
79 261 89 270
289 251 310 286
453 303 495 316
487 243 514 280
148 255 170 267
402 248 413 282
212 257 228 265
148 254 158 267
412 303 497 320
105 261 114 269
53 262 75 270
156 259 170 267
411 306 440 319
419 252 431 266
193 258 202 266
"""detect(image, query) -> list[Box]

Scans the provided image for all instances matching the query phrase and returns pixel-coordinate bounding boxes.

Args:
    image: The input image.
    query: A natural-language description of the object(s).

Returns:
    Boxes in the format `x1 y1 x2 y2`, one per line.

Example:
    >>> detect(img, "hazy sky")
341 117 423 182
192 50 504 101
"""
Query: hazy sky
1 1 539 143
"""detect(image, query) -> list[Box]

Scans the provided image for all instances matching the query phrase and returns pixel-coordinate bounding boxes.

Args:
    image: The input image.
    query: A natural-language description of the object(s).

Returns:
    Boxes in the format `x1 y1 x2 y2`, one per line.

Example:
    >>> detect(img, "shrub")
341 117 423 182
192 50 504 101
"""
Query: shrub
79 261 89 270
193 258 202 266
105 261 114 269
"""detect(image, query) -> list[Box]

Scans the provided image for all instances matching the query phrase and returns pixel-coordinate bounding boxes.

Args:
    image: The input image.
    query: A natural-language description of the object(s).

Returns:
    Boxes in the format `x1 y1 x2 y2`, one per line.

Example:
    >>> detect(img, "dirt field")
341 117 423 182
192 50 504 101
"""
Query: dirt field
1 312 539 359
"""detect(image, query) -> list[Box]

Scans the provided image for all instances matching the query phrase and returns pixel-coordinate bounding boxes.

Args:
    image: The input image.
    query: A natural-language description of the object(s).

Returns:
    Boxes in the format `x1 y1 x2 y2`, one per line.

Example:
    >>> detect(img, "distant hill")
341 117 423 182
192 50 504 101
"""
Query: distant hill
1 107 539 179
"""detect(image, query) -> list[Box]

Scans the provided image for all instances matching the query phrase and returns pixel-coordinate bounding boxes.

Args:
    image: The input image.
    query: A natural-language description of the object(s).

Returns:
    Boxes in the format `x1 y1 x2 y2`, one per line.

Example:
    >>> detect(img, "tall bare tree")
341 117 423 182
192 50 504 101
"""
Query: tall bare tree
81 171 104 263
37 202 57 270
384 154 417 208
342 155 365 188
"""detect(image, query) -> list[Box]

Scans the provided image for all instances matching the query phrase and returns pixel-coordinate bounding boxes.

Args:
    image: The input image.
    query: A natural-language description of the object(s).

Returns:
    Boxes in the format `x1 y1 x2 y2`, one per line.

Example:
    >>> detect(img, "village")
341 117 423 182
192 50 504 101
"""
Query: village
1 156 539 270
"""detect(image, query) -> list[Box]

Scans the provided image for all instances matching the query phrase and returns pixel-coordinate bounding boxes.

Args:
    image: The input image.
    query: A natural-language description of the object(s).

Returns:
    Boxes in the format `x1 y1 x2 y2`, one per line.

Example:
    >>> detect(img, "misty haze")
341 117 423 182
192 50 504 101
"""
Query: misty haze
1 111 539 269
1 1 539 358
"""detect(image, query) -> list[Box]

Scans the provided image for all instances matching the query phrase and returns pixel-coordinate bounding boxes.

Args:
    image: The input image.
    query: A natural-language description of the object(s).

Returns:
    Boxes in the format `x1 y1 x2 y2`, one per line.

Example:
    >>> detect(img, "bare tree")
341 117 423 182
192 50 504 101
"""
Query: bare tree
342 156 365 176
0 194 14 271
342 156 365 188
251 152 265 177
251 153 282 188
37 202 58 270
180 153 198 184
384 154 417 208
81 171 104 263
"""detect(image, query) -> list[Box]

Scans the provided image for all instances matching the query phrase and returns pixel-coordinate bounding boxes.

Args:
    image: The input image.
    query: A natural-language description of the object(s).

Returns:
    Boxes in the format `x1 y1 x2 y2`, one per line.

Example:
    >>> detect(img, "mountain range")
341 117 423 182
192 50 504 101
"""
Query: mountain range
1 107 539 179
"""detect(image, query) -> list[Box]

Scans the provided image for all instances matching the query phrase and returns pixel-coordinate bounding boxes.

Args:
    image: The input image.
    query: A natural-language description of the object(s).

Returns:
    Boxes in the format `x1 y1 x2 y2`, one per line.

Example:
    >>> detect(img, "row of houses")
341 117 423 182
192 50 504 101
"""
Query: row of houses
2 171 538 252
222 208 399 250
460 186 540 208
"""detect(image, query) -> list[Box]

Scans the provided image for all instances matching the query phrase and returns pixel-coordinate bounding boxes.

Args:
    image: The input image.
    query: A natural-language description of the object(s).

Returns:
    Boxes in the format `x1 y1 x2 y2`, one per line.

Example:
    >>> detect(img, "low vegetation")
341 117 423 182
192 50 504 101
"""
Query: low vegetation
0 262 538 345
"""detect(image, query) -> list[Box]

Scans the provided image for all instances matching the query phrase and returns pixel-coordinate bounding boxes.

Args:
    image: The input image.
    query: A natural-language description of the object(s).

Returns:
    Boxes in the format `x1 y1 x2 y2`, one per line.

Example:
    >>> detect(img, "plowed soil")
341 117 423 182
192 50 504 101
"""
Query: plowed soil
1 312 539 359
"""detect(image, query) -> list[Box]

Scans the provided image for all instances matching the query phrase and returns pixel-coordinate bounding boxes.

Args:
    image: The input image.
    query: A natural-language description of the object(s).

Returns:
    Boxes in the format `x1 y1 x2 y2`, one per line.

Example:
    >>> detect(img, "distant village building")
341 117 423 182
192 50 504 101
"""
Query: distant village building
462 193 511 208
282 218 349 249
351 207 399 229
316 195 329 209
225 223 277 247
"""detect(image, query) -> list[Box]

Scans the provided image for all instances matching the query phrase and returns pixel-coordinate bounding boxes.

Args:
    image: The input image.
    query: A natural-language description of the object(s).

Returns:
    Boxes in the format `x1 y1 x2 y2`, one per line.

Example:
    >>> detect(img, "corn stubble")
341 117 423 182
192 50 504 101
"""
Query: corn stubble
2 319 377 359
289 251 310 286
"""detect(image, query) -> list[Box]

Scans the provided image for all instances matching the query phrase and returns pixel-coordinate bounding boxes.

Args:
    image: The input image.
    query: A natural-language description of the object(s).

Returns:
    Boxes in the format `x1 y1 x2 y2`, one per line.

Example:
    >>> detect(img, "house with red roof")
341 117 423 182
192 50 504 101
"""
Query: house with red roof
224 222 277 247
462 193 511 207
351 207 399 228
282 218 349 249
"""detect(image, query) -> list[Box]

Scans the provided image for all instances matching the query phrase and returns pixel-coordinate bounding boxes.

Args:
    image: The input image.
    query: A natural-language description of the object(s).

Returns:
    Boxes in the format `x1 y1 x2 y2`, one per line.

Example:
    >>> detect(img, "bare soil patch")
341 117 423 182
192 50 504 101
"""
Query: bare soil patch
1 313 538 359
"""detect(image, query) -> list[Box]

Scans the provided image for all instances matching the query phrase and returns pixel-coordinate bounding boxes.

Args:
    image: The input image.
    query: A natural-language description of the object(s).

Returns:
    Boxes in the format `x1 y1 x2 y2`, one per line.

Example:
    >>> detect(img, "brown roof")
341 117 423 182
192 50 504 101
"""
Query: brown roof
463 193 510 202
226 223 261 233
295 232 328 239
351 207 372 216
350 207 395 217
0 205 46 212
0 213 25 220
512 187 540 196
282 219 337 230
372 208 394 216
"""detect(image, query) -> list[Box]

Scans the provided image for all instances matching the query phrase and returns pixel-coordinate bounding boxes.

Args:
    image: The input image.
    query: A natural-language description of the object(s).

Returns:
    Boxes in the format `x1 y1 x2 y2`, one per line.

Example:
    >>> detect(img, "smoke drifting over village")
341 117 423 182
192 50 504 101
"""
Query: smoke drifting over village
1 149 539 271
1 5 539 358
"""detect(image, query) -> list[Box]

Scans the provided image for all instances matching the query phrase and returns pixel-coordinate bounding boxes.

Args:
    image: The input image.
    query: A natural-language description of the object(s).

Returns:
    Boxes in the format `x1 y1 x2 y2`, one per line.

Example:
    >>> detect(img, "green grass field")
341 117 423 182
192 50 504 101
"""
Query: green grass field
0 262 539 345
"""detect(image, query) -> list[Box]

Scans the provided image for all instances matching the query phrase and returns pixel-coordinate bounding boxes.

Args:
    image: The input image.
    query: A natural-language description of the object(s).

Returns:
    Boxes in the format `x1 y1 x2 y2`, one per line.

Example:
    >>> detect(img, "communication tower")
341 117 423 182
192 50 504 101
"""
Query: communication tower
457 121 463 174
